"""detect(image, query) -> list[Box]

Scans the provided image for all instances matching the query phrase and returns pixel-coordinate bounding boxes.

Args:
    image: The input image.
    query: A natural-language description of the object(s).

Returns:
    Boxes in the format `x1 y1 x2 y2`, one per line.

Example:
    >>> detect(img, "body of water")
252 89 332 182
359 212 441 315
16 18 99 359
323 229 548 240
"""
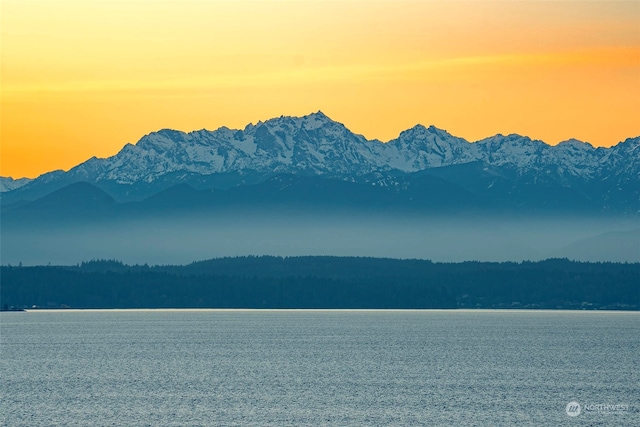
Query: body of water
1 310 638 426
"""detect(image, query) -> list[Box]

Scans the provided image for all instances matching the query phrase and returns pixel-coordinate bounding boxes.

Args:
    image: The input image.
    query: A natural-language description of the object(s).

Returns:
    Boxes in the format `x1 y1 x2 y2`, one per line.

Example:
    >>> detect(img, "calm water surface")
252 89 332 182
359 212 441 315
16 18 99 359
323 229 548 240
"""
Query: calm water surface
1 310 638 426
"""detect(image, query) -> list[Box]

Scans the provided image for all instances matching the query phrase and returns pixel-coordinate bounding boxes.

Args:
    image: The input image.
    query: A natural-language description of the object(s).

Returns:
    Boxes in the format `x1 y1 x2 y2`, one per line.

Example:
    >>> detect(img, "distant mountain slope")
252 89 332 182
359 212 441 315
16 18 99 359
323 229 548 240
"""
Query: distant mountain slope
0 169 614 227
2 112 638 213
0 177 32 192
552 229 640 263
2 182 117 226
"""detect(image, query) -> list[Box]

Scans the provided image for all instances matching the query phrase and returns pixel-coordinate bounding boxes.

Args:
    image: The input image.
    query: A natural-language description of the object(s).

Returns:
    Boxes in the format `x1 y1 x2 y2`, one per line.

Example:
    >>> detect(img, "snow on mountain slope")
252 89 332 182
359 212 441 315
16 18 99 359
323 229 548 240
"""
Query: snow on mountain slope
381 125 475 171
598 137 640 179
61 112 385 185
0 177 32 192
5 112 639 190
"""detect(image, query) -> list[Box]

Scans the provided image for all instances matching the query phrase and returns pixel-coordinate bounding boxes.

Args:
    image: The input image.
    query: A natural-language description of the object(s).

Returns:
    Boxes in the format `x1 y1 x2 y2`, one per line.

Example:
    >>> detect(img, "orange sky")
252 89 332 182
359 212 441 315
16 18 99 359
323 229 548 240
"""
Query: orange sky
2 0 639 179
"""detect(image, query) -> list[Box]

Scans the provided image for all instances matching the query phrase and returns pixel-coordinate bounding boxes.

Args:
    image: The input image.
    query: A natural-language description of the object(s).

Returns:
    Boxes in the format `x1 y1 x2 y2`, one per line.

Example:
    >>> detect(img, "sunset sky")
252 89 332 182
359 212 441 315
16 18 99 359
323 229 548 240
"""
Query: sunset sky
2 0 639 179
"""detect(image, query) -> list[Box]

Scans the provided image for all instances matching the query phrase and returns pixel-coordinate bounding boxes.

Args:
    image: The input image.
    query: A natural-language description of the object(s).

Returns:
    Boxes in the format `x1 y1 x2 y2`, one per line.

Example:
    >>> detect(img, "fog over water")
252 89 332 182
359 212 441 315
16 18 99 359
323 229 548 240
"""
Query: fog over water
2 212 638 266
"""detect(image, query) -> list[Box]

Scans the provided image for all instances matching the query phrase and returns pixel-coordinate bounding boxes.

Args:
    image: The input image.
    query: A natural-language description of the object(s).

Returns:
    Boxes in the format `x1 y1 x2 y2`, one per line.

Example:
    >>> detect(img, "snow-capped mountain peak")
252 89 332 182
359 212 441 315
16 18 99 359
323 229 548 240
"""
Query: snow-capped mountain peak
557 138 594 150
2 112 638 198
383 124 474 171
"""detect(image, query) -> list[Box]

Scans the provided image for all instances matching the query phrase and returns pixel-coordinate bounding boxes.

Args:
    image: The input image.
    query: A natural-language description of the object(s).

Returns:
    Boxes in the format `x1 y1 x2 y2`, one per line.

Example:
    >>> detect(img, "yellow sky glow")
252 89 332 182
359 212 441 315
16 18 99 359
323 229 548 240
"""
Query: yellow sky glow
2 0 639 178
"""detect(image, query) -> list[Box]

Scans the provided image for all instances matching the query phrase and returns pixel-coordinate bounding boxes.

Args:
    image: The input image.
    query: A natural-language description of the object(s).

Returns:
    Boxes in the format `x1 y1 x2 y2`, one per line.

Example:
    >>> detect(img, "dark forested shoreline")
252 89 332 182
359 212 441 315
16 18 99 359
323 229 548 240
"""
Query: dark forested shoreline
1 257 638 310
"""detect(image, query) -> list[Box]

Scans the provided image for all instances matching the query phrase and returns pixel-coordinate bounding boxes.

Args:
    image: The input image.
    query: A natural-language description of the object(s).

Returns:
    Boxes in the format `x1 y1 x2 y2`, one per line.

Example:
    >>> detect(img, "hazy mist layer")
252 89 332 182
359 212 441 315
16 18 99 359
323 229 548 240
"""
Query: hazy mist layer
3 213 638 266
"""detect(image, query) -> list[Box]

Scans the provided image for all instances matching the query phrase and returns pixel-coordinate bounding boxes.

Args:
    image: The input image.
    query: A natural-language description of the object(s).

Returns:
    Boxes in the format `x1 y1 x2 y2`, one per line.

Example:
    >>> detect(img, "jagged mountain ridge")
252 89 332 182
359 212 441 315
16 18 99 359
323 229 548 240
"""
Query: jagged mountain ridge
58 112 640 179
2 111 639 211
0 177 32 192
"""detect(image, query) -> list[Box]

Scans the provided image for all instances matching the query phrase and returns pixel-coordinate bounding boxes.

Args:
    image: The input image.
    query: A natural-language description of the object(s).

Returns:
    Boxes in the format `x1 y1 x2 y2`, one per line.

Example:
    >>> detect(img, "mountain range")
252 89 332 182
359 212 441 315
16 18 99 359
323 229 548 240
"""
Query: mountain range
1 112 639 265
2 111 639 210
